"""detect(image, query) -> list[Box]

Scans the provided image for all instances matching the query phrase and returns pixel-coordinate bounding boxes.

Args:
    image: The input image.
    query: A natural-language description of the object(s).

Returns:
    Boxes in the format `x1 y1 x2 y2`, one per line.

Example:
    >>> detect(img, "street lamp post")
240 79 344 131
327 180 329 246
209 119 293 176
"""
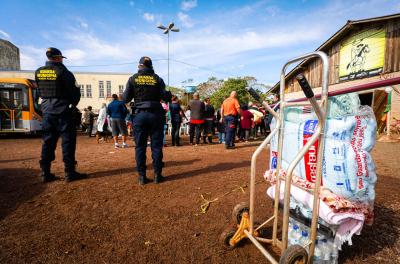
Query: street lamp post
157 22 179 87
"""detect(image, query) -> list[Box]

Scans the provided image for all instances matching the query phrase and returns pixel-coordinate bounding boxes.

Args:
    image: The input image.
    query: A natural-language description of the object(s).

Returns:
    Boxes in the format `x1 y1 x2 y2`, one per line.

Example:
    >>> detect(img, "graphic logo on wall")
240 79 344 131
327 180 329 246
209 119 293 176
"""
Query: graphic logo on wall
339 27 386 82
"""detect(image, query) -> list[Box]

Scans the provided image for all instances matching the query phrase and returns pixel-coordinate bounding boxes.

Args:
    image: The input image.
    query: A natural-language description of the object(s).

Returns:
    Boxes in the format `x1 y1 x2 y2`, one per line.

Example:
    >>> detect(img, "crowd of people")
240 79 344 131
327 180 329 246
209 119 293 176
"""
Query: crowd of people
81 91 277 150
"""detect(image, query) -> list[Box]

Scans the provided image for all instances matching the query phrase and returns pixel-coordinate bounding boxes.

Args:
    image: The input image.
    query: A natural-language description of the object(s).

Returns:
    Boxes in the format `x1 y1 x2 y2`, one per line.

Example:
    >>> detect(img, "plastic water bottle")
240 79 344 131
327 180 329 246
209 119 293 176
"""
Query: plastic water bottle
331 243 339 264
313 239 322 263
319 239 330 263
288 225 301 246
299 230 310 251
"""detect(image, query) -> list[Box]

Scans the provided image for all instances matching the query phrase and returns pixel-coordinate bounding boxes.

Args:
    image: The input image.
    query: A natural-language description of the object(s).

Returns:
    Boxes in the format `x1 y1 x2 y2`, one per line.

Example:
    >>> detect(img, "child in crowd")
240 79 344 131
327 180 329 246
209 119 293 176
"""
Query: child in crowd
216 108 226 144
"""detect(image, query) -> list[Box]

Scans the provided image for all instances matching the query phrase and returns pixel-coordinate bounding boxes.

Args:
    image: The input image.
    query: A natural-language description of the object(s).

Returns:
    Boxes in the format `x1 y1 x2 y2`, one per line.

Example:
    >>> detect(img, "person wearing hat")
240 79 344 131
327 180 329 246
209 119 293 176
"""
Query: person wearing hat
35 47 87 182
123 56 172 185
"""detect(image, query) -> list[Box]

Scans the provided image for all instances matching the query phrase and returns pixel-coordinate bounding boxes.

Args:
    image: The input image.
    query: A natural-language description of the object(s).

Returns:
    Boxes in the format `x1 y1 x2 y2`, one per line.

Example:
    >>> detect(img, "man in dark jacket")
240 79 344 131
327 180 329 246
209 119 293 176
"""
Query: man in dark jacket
187 92 205 145
169 95 185 146
107 93 129 148
202 98 215 144
123 56 172 185
35 47 87 182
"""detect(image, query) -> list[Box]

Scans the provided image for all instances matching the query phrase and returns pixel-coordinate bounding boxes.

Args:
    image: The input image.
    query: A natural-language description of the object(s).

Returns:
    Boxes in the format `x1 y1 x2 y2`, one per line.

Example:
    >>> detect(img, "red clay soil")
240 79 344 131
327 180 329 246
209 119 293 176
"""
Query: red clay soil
0 135 399 263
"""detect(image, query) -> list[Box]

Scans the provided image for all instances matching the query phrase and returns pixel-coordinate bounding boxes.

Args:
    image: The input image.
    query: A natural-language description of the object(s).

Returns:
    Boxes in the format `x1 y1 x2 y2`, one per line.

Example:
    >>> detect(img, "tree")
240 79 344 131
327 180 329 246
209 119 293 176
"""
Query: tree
210 78 252 109
196 76 223 98
167 86 184 97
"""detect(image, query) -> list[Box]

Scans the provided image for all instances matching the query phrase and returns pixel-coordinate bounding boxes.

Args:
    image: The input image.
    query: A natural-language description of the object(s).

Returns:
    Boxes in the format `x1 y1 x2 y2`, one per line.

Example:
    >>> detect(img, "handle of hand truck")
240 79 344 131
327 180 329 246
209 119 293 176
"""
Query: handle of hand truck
296 74 314 98
246 87 262 103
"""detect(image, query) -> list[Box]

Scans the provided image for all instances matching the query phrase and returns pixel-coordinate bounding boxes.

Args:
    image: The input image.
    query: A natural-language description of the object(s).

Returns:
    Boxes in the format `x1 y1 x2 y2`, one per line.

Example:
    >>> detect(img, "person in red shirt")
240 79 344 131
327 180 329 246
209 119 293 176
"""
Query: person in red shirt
240 105 254 142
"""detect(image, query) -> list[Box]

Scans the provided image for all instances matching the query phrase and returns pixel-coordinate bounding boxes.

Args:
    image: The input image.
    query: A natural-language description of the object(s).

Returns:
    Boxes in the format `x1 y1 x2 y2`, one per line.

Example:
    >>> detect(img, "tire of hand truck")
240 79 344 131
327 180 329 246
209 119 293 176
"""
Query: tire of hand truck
219 227 238 250
279 245 308 264
232 202 249 224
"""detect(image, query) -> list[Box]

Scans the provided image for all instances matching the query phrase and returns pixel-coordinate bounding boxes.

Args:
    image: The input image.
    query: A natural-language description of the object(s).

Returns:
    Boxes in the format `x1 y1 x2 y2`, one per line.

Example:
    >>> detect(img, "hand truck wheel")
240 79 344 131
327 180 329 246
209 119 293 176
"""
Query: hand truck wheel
279 245 308 264
219 227 238 250
232 202 249 224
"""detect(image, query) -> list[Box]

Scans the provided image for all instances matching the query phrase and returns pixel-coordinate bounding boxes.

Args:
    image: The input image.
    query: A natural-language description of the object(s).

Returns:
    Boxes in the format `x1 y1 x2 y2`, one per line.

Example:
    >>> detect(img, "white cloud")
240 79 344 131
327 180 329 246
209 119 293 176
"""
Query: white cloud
64 49 86 61
129 1 134 7
143 12 155 22
181 0 197 11
19 46 44 70
0 30 10 39
178 12 194 28
80 21 88 29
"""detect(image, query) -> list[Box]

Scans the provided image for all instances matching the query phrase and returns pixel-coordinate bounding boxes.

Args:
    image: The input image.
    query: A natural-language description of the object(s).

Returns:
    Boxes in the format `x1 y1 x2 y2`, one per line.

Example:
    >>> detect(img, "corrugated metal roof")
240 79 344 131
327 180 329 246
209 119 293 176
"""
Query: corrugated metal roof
271 12 400 92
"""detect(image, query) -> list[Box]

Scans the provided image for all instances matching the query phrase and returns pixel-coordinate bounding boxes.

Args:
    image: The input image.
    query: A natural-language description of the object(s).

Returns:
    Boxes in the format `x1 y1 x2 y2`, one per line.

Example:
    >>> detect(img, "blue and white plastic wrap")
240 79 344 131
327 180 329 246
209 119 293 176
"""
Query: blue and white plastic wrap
270 105 377 204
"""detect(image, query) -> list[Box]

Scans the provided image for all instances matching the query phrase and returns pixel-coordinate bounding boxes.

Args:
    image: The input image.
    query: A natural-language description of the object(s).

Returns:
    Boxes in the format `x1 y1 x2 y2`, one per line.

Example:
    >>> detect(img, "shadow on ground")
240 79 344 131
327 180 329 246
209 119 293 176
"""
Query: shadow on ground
166 160 251 181
0 168 44 220
339 204 399 262
89 158 202 179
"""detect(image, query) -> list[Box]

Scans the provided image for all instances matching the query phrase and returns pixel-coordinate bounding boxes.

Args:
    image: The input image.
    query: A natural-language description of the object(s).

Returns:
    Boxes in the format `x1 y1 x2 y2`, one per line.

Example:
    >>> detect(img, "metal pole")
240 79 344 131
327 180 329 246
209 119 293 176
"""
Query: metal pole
167 32 170 87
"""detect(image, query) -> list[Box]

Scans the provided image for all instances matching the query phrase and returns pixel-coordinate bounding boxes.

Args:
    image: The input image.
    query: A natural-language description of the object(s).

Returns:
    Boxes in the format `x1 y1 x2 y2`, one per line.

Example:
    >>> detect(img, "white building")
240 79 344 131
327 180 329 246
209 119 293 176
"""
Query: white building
0 70 132 111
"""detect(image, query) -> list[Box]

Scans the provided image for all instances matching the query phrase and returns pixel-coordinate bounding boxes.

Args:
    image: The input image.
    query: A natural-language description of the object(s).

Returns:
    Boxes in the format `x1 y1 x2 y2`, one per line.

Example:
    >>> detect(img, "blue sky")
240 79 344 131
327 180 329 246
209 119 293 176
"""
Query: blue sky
0 0 399 87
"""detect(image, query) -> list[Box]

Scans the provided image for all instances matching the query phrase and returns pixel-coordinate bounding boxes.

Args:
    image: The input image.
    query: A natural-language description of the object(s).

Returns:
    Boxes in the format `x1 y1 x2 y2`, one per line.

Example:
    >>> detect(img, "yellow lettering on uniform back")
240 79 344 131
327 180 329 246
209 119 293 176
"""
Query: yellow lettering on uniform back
134 75 156 86
36 69 58 81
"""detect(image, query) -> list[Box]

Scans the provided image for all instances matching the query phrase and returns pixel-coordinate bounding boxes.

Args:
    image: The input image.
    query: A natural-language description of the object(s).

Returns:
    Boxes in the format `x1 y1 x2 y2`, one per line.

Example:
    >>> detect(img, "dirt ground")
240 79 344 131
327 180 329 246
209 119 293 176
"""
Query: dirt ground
0 134 399 264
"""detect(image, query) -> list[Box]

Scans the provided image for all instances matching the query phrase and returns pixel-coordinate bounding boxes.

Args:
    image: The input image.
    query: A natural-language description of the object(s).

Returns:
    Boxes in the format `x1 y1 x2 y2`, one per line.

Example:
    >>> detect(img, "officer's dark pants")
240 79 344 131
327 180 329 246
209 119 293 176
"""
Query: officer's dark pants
203 120 213 143
133 110 165 176
171 121 181 146
189 123 203 144
40 113 76 173
224 115 236 147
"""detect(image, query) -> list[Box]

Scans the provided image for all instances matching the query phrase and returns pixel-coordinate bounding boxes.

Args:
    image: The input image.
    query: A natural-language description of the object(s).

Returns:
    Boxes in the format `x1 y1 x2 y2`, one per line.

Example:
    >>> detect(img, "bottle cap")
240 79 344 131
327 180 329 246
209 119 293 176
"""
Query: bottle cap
293 225 299 230
302 230 308 236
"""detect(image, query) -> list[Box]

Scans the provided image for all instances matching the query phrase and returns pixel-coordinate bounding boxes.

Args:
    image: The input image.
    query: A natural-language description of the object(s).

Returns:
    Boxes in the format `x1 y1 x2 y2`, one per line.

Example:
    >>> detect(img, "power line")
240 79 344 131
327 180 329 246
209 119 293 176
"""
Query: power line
67 58 232 77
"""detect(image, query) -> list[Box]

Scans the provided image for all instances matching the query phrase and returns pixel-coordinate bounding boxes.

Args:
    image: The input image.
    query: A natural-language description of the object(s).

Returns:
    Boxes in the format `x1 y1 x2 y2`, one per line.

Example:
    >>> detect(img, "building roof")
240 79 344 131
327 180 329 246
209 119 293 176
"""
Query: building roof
271 12 400 92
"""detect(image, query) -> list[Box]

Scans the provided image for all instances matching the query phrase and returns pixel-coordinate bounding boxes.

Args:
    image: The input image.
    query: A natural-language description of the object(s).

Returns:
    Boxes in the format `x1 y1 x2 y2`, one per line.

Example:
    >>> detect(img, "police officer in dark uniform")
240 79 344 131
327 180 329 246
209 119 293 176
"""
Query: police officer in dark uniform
123 56 171 185
35 47 87 183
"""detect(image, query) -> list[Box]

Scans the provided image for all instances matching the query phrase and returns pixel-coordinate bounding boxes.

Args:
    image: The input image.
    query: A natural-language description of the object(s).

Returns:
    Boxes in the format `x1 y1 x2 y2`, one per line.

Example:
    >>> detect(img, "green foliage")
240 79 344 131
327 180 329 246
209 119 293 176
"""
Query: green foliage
167 86 184 96
209 78 252 108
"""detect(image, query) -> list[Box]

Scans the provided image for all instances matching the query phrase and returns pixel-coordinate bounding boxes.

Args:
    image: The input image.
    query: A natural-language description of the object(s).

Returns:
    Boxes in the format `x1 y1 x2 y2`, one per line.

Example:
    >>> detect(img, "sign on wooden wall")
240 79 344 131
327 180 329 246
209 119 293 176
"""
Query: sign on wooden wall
339 27 386 82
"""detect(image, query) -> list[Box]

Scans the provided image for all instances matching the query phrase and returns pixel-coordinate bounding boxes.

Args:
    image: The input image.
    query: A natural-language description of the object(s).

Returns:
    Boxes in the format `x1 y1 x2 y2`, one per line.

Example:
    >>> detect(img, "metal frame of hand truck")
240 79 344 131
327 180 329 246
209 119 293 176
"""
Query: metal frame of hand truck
225 51 330 264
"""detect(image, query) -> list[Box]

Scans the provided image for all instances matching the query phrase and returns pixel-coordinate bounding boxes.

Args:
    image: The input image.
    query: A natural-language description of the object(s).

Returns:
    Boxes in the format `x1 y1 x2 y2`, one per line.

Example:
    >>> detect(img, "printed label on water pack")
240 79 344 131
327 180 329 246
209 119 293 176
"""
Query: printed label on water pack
350 115 368 190
303 120 320 183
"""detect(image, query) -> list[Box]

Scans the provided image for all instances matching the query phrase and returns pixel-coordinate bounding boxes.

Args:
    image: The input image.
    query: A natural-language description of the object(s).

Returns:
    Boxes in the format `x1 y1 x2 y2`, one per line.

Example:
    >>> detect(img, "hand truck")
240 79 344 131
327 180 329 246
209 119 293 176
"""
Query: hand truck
220 51 330 264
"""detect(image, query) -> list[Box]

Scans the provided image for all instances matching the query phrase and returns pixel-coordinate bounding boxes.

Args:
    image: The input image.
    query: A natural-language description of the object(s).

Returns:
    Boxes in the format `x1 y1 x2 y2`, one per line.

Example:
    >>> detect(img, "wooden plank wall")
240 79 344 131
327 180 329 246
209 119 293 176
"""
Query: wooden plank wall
285 18 400 94
384 18 400 73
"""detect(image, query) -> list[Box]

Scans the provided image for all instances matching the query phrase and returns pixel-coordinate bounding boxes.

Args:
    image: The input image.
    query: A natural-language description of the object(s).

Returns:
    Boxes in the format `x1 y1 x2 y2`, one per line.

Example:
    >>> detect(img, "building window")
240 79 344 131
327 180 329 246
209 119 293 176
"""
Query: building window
106 81 112 97
86 84 92 98
119 85 124 95
80 85 85 97
99 81 104 98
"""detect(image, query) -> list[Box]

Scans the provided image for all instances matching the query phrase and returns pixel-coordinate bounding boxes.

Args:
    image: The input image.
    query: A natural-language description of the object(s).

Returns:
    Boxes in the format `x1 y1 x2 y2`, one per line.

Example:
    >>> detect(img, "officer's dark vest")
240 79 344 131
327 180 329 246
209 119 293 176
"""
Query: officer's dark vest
35 64 65 98
131 72 162 104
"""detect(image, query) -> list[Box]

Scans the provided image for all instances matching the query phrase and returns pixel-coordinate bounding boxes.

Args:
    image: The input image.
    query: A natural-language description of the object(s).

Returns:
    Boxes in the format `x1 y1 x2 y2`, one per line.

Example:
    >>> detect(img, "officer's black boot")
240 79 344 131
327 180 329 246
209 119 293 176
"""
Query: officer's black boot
154 173 165 184
41 171 59 183
139 174 148 185
65 170 88 182
40 164 59 183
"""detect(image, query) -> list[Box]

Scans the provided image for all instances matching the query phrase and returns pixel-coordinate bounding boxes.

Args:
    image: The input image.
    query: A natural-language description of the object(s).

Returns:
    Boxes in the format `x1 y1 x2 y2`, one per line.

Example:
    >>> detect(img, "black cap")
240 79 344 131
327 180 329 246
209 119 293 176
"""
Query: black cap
139 56 152 68
46 47 67 59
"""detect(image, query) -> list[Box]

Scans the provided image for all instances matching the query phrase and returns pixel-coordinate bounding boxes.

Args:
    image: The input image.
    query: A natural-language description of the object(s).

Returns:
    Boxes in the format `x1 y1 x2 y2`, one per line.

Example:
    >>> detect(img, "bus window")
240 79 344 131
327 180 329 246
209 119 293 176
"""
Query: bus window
0 90 11 108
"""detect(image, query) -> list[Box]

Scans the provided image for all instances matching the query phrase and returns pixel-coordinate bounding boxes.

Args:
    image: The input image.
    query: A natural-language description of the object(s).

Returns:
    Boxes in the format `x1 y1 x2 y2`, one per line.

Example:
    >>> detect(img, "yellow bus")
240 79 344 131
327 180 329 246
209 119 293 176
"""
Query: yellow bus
0 78 42 133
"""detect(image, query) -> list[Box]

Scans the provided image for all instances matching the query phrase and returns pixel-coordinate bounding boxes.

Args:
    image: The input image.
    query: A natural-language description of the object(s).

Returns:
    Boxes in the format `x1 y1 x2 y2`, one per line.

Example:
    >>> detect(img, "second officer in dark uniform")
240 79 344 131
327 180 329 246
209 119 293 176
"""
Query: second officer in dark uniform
35 47 87 182
123 56 171 185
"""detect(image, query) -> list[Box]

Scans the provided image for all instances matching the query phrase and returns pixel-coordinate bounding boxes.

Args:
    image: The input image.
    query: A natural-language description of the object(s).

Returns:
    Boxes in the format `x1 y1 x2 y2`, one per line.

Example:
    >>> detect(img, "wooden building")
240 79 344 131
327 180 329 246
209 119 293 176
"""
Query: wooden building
272 13 400 135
